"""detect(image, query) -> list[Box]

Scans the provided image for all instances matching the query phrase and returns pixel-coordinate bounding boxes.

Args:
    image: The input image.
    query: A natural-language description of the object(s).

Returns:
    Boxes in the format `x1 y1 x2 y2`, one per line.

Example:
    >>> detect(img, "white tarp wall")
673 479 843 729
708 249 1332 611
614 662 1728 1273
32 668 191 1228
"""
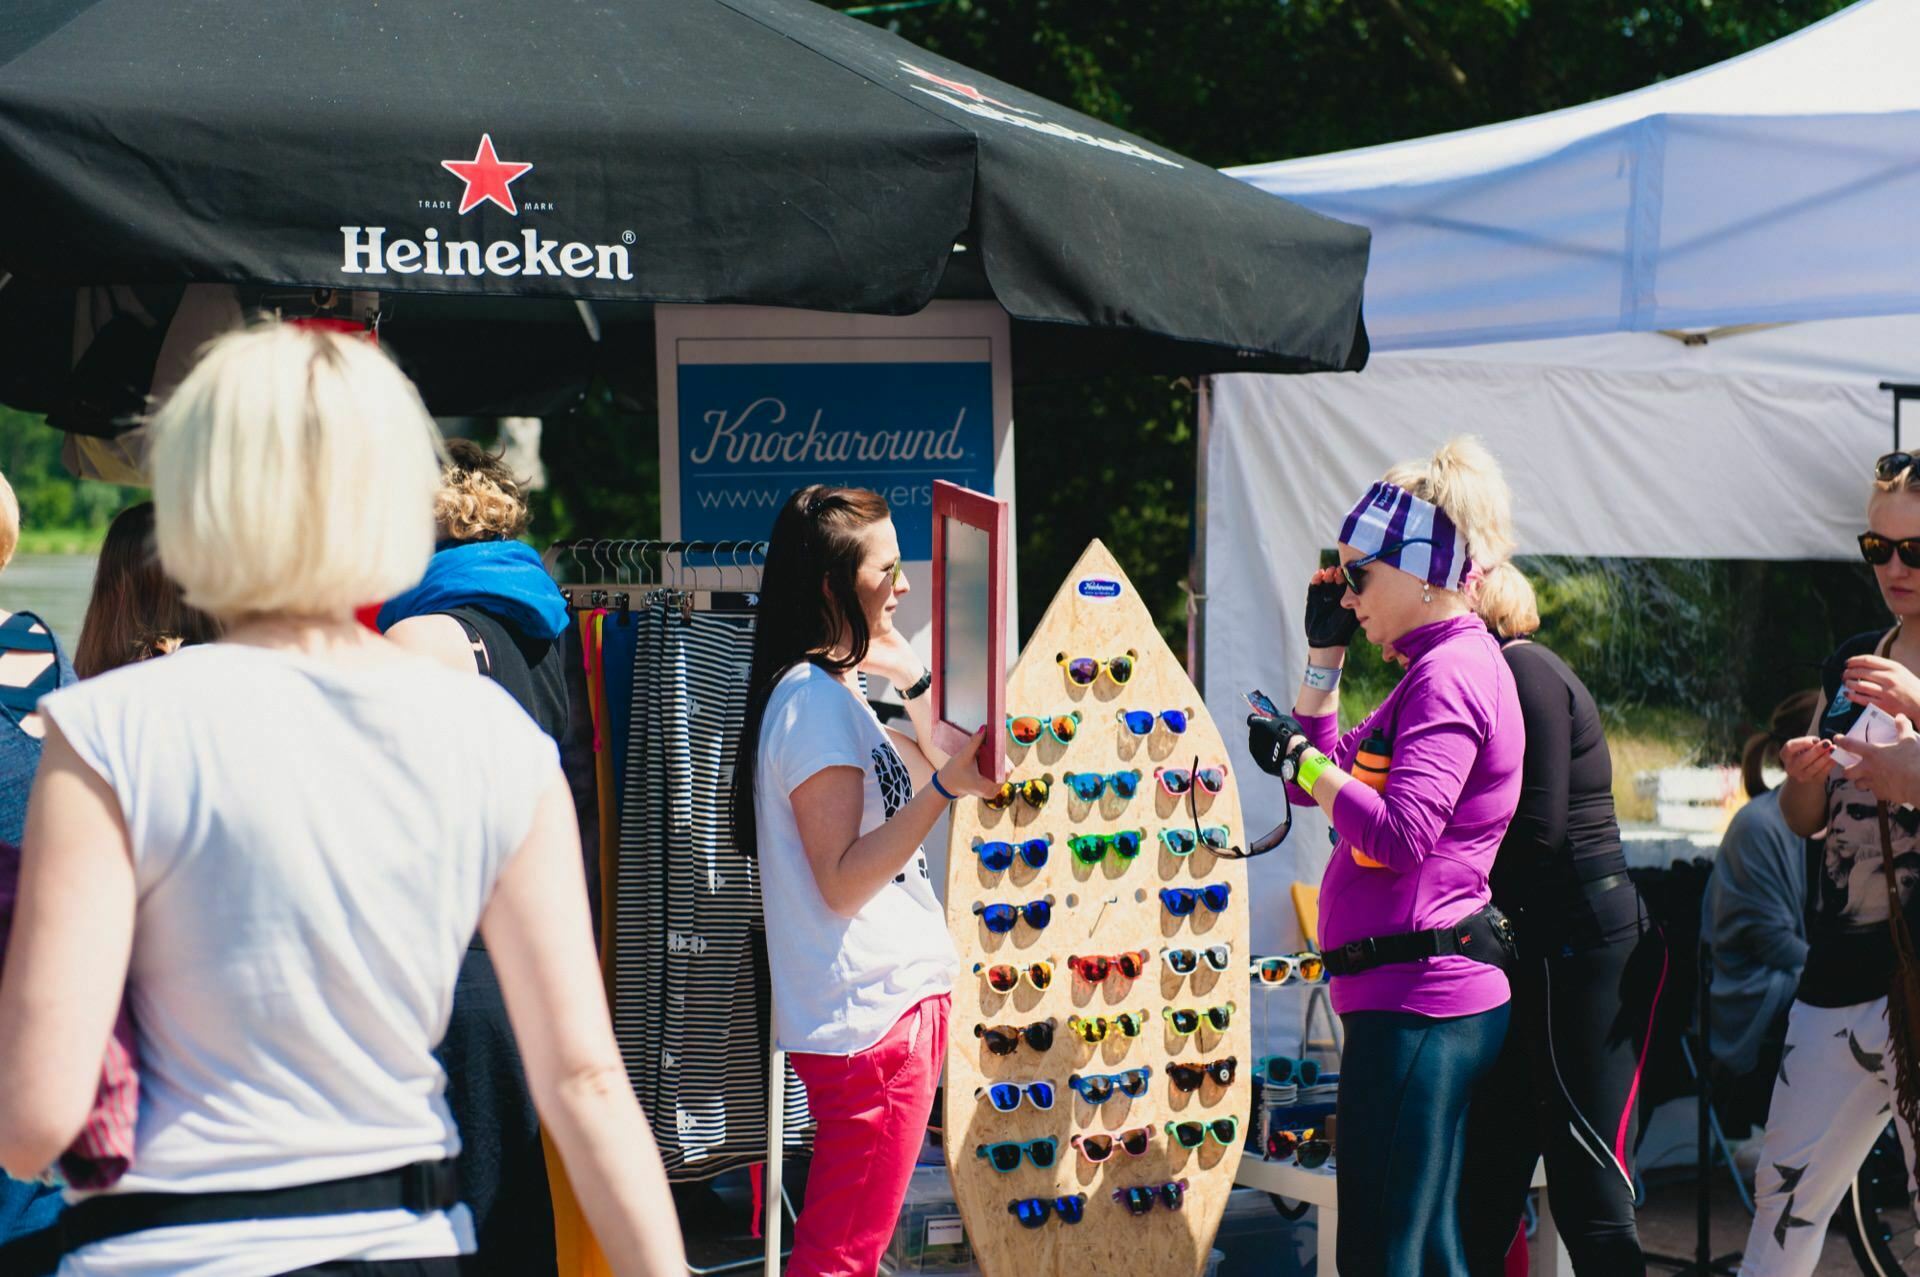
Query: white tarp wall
1205 315 1920 1054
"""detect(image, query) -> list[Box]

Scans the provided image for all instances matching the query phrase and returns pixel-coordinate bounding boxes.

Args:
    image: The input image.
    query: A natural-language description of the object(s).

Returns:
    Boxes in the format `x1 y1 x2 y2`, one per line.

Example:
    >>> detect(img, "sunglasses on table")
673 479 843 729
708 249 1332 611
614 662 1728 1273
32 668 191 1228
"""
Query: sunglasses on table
976 1080 1057 1112
1163 1003 1235 1036
983 777 1052 811
1155 764 1229 797
1117 708 1190 737
1068 1067 1152 1104
1062 770 1141 802
1009 1194 1087 1229
1067 950 1148 983
973 961 1054 993
1167 1057 1238 1093
1160 884 1232 917
976 1019 1057 1054
1113 1179 1189 1216
971 836 1052 873
1162 944 1232 975
1859 531 1920 568
1068 830 1144 864
1071 1127 1154 1164
1160 825 1232 856
1267 1128 1331 1168
1166 1117 1241 1150
976 1137 1059 1173
1251 952 1327 985
973 897 1054 934
1068 1010 1149 1043
1007 711 1080 746
1256 1055 1320 1086
1058 649 1137 686
1340 536 1439 596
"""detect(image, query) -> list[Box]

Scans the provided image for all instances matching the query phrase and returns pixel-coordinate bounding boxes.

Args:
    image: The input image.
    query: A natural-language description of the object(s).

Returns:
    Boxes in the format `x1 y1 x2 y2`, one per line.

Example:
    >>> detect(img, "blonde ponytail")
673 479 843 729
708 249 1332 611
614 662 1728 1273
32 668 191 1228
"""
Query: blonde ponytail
1384 435 1516 572
1475 561 1540 639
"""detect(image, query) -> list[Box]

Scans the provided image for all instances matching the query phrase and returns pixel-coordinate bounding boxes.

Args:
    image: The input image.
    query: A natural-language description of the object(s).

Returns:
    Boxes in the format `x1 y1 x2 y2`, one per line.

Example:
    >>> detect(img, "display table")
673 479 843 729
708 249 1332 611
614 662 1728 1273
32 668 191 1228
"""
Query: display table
1234 1155 1568 1275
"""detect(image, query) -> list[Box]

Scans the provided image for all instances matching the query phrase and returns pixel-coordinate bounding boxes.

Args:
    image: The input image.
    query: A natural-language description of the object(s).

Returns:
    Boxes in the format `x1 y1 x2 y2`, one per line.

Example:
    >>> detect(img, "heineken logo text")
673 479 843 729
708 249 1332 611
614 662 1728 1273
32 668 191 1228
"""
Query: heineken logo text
339 226 634 280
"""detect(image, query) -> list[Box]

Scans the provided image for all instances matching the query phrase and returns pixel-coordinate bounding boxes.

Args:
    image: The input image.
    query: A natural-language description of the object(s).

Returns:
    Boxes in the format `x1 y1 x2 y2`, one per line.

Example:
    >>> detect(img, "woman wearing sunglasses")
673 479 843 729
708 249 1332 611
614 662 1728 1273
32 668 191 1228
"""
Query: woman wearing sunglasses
1245 436 1522 1277
732 485 997 1277
1455 564 1656 1276
1731 452 1920 1277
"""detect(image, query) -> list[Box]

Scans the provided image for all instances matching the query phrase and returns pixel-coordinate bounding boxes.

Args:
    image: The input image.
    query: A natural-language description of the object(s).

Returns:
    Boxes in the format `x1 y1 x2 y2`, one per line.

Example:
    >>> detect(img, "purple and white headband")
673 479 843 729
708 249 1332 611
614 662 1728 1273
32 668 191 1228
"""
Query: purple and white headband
1337 482 1473 592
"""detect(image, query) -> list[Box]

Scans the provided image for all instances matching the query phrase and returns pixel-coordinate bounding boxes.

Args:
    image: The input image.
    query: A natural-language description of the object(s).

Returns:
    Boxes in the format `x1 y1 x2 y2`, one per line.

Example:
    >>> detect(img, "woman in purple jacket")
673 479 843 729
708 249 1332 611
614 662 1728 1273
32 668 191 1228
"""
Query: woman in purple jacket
1248 437 1524 1277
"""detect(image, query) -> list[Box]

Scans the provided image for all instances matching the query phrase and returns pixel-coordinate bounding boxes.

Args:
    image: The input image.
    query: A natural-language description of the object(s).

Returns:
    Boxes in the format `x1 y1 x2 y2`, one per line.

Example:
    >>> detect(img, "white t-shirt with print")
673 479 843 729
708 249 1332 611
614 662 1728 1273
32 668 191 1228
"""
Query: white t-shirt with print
37 643 559 1277
755 661 956 1056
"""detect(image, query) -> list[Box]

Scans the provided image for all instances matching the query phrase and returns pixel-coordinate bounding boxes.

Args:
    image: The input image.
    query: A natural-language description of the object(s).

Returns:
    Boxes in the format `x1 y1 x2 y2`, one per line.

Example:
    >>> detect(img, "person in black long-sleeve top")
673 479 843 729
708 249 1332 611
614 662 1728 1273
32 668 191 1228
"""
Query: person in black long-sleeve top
1457 563 1661 1276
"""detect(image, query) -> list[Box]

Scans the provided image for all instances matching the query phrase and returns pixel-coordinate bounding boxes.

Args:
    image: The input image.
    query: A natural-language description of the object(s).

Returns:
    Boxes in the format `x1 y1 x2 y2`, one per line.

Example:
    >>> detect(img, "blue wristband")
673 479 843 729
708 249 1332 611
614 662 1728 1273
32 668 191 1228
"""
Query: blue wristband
930 771 958 802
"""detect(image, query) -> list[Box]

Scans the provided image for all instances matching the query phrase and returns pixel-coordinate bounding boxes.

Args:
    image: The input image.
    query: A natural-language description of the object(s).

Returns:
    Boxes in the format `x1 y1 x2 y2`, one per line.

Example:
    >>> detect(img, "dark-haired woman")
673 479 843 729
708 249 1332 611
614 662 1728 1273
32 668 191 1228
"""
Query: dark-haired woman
74 503 221 678
733 485 994 1277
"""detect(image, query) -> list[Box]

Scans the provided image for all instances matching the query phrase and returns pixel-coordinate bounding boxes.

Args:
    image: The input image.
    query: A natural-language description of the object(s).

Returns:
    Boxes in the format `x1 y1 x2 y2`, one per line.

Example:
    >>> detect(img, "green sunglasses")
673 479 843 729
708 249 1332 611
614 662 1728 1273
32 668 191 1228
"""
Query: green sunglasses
1069 830 1145 864
1165 1116 1240 1150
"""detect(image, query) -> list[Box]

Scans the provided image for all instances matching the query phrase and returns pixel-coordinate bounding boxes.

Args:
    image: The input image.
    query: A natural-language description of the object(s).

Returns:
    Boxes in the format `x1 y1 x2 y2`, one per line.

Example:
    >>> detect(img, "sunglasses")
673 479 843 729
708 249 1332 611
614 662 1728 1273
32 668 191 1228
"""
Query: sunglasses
1068 950 1148 983
973 961 1054 993
971 836 1052 873
1167 1057 1238 1093
1340 536 1439 596
1068 1010 1149 1043
1267 1128 1331 1168
1256 1055 1321 1086
1160 884 1232 917
1162 945 1232 975
1155 764 1229 797
1009 1194 1087 1229
1117 708 1190 737
1057 649 1137 686
975 1019 1057 1055
1069 830 1145 864
984 777 1052 811
1071 1127 1154 1164
1166 1117 1240 1150
1112 1180 1189 1216
973 897 1054 934
1160 825 1232 856
977 1080 1056 1112
976 1137 1059 1173
1007 711 1080 746
1251 952 1327 985
1062 770 1141 802
1877 452 1920 482
1068 1067 1152 1104
1163 1003 1235 1036
1859 531 1920 569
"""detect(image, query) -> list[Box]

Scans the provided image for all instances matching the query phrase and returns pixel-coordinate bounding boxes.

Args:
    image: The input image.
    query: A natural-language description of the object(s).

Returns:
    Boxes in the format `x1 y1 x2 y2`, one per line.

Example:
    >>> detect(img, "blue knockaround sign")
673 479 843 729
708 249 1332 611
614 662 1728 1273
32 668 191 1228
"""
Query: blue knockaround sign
677 361 994 560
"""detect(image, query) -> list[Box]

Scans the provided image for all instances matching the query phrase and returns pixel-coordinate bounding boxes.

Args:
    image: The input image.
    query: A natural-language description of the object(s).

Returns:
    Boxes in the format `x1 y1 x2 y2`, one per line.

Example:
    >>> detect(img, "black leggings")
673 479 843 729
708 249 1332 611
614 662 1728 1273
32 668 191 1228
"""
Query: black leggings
1336 1003 1511 1276
1459 927 1668 1276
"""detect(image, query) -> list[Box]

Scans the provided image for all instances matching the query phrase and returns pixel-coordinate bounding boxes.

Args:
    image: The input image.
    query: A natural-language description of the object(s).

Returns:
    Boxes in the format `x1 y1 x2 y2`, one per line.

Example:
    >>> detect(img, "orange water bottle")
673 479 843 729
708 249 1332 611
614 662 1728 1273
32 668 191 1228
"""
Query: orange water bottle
1350 729 1391 868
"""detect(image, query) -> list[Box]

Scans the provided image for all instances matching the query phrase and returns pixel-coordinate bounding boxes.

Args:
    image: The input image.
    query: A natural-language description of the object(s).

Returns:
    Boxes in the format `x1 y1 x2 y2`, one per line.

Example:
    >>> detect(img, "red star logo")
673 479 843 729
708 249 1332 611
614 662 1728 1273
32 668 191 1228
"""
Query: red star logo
440 134 533 216
899 61 1034 115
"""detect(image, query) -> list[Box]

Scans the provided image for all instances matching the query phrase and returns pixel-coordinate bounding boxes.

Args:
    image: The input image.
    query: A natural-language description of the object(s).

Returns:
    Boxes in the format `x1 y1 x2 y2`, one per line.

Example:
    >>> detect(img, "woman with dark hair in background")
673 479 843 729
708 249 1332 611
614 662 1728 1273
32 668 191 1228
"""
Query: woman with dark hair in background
1457 563 1656 1276
74 503 221 678
732 484 995 1277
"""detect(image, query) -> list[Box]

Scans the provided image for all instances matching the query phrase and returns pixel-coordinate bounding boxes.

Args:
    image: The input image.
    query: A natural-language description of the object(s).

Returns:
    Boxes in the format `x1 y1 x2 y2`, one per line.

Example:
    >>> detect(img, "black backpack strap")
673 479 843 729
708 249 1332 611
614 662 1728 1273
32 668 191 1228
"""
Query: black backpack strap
441 612 491 677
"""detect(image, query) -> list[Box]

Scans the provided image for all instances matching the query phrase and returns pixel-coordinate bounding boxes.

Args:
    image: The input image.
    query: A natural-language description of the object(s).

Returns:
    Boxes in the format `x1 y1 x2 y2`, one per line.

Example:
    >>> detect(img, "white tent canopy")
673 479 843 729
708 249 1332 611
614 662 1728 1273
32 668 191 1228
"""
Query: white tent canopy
1228 0 1920 350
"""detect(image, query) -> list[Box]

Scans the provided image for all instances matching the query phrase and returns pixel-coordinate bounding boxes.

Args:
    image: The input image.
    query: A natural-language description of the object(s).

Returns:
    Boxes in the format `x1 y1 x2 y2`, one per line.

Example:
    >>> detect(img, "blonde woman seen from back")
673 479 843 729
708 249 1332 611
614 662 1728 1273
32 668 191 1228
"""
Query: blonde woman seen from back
0 323 683 1277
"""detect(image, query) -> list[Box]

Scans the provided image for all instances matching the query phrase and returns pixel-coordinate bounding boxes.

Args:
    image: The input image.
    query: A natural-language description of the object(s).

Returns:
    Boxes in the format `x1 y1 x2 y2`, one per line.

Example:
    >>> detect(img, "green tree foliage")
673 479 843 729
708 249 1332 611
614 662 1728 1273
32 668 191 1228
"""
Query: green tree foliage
0 407 141 543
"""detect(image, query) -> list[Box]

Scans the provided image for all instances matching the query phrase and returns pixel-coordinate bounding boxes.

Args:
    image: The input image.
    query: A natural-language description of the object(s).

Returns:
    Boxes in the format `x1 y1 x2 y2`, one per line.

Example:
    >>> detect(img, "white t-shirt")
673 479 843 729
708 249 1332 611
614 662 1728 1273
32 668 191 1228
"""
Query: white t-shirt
754 662 955 1055
37 643 559 1277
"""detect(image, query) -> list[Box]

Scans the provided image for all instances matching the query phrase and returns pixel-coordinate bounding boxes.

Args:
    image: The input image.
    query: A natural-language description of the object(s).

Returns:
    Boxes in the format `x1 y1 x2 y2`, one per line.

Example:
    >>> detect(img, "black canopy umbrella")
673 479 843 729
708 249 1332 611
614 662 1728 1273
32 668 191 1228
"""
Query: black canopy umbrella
0 0 1367 421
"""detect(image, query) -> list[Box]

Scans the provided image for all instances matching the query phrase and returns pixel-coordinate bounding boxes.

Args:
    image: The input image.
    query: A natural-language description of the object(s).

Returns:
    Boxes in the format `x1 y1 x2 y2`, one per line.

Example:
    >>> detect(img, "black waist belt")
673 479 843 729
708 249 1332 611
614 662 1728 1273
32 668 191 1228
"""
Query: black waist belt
0 1159 460 1277
1323 905 1517 978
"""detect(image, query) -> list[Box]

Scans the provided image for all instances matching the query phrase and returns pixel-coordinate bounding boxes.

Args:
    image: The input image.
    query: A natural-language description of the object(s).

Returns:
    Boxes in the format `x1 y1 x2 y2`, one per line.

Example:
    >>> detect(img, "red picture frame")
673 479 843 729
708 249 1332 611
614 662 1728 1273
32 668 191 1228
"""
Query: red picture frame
930 480 1010 781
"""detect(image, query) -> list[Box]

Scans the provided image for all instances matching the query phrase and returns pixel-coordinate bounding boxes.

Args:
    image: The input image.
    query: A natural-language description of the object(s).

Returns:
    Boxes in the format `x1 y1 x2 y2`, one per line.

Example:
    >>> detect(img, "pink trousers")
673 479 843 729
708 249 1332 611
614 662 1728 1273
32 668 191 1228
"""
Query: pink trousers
787 993 950 1277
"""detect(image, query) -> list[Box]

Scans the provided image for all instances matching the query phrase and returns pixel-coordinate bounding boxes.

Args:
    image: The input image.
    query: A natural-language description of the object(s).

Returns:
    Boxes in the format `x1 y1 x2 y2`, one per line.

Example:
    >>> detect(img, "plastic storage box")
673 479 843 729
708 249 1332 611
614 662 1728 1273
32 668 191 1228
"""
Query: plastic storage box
881 1165 974 1275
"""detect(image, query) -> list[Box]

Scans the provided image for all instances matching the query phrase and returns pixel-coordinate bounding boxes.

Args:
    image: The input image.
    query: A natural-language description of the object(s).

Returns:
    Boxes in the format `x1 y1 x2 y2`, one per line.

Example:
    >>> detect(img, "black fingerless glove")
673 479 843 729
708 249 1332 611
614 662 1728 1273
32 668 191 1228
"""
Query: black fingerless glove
1304 579 1358 649
1247 712 1309 778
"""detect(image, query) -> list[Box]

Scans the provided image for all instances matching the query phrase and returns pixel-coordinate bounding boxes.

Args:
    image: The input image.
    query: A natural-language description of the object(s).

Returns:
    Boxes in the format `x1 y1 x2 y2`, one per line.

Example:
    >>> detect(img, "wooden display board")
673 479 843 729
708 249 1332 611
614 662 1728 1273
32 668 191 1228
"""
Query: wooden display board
944 541 1250 1277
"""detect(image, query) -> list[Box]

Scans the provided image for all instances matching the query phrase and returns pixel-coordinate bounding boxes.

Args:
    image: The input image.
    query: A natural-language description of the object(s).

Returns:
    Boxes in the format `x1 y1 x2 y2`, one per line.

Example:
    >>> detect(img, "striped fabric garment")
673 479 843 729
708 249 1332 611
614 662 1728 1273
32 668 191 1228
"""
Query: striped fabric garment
1337 480 1473 591
0 839 139 1189
611 605 813 1182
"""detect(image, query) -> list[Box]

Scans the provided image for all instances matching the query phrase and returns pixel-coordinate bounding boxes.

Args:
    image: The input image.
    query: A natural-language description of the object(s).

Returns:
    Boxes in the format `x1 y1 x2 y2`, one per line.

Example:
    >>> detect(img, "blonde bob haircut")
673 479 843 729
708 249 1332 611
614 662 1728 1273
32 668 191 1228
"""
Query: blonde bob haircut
1382 435 1517 577
1474 561 1541 640
149 322 443 622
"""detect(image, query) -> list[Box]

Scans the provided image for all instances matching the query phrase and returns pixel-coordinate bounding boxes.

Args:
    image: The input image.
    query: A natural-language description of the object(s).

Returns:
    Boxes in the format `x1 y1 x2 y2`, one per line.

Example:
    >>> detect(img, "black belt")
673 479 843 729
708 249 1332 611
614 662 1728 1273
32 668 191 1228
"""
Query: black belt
0 1159 460 1277
1323 905 1517 978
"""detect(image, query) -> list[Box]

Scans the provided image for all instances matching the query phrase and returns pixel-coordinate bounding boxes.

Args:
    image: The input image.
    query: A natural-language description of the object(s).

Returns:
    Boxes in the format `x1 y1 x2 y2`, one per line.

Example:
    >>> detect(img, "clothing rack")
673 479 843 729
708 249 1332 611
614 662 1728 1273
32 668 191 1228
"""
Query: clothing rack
546 538 767 616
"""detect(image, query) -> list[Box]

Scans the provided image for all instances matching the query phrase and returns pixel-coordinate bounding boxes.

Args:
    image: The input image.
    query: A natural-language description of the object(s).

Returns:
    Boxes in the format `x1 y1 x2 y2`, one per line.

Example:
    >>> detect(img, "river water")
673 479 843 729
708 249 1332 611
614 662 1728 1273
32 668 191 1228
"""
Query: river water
5 553 98 648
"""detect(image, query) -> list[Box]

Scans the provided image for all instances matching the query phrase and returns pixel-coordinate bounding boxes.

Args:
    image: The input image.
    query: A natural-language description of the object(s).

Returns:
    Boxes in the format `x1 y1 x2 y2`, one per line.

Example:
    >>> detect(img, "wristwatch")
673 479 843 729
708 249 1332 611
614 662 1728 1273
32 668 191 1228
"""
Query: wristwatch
902 669 934 701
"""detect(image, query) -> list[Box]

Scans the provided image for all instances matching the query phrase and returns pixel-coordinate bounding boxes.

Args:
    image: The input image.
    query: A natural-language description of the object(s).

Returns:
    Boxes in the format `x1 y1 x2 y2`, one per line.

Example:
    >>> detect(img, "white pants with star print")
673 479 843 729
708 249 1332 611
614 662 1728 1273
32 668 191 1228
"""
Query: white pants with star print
1739 997 1918 1276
